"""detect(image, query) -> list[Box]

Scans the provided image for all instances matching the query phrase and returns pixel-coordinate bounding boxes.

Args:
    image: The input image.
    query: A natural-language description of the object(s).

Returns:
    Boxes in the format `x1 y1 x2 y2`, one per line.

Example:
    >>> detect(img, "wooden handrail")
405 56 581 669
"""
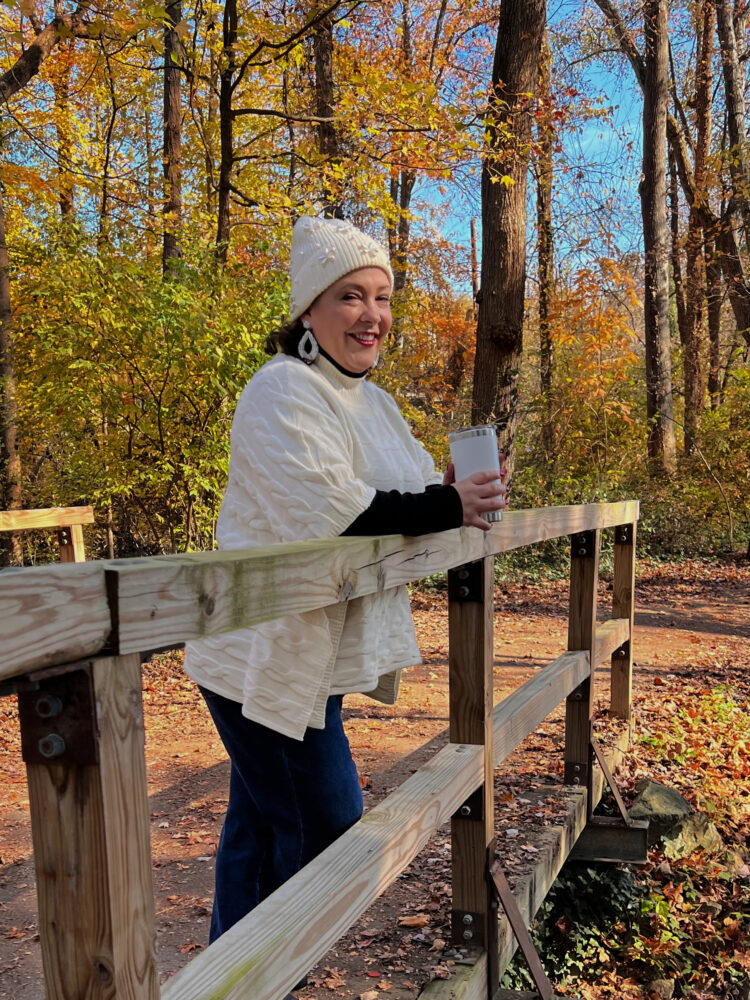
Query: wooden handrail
0 502 639 683
1 500 640 1000
161 646 593 1000
0 506 95 532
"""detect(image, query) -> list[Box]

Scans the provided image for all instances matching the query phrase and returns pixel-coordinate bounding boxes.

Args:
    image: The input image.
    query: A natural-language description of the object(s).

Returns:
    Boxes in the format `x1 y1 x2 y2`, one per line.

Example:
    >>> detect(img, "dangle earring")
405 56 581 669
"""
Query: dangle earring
298 319 319 364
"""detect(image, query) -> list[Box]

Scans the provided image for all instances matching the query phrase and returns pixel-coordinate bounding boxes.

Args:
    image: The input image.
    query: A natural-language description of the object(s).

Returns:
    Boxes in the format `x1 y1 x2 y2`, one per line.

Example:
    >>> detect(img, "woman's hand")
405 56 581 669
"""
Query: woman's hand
443 461 509 532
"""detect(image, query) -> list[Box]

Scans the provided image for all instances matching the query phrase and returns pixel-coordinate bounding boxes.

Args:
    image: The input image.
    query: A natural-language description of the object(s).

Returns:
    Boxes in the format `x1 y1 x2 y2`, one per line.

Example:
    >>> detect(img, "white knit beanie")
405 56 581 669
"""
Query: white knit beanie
289 216 394 321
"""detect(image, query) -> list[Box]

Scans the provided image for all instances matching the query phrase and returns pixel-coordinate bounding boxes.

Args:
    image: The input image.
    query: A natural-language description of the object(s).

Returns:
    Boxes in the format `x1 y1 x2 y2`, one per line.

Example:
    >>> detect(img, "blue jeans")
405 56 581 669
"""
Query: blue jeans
199 688 363 942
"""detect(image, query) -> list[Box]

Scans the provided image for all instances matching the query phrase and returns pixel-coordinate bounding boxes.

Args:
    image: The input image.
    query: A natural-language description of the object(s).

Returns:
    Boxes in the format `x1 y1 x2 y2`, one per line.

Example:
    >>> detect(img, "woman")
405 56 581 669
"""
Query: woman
184 216 506 962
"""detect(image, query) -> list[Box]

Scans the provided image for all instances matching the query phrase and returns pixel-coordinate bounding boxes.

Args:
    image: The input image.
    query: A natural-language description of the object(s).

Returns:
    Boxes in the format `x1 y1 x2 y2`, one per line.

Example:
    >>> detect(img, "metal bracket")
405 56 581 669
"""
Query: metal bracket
570 530 595 560
489 861 554 1000
615 523 634 546
452 786 484 823
18 662 99 765
448 560 484 603
590 735 631 826
451 908 485 949
563 759 590 787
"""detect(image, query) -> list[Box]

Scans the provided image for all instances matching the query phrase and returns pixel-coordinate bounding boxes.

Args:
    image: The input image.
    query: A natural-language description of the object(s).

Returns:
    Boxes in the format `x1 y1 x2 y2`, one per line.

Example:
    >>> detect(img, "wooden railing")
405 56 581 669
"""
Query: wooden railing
0 505 94 562
0 501 639 1000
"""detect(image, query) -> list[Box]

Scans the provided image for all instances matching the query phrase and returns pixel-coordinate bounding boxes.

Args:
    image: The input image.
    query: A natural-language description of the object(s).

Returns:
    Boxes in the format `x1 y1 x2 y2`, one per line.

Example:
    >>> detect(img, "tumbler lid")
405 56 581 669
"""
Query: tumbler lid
448 424 498 442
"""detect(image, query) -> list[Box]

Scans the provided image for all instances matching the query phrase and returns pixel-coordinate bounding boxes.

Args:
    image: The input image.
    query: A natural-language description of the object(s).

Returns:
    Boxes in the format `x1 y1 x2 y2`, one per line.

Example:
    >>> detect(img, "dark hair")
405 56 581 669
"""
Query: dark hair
265 317 306 357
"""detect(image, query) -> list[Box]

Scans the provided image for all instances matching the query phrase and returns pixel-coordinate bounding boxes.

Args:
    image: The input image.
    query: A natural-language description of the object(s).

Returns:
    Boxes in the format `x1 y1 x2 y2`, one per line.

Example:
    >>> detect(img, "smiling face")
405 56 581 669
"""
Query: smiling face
302 267 393 373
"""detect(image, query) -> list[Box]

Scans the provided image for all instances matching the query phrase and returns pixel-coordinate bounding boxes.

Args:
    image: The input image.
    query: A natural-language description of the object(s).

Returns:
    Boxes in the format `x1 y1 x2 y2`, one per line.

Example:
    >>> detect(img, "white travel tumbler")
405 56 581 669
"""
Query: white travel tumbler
448 425 503 523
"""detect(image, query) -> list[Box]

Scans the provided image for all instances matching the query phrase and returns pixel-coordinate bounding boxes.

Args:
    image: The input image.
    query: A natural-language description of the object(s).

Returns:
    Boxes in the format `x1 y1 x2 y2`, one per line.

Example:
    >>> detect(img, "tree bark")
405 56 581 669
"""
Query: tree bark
52 39 75 220
471 0 547 482
705 229 722 408
641 0 676 472
536 28 554 460
0 7 92 105
216 0 237 264
0 185 22 565
714 0 750 236
163 0 183 273
313 6 342 218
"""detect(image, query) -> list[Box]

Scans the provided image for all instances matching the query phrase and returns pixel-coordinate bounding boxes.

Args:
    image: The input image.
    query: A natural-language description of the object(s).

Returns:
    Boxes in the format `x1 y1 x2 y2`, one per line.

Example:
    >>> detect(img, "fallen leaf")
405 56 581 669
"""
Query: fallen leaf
178 941 202 954
398 914 429 927
360 992 379 1000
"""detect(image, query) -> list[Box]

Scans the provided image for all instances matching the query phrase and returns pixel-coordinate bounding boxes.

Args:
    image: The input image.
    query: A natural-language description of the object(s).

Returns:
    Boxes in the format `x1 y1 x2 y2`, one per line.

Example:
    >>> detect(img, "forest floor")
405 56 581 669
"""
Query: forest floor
0 557 748 999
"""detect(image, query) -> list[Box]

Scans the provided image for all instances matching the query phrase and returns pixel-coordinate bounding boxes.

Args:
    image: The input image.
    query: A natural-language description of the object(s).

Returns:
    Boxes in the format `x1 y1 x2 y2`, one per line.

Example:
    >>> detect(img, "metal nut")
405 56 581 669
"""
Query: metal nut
458 586 470 598
460 805 471 817
573 776 581 785
457 568 469 580
462 914 474 925
463 929 474 941
35 695 63 719
38 734 66 759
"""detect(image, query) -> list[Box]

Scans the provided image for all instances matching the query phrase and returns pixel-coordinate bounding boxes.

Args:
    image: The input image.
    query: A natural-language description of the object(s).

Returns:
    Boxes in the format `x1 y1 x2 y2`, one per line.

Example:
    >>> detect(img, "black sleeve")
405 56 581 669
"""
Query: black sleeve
341 484 463 537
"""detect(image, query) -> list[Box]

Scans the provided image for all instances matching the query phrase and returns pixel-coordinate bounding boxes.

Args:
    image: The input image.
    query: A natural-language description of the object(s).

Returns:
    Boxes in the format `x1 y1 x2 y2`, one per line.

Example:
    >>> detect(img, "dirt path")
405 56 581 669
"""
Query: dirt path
1 559 748 999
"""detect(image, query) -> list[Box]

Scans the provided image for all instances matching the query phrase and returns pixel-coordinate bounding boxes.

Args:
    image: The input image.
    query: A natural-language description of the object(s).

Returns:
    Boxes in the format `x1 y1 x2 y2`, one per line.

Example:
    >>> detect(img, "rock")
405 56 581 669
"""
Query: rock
663 812 724 860
629 779 691 842
647 979 675 999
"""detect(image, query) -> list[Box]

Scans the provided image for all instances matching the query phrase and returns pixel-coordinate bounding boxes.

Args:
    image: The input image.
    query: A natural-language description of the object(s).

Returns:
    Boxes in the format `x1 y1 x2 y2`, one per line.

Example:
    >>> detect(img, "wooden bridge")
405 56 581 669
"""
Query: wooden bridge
0 500 643 1000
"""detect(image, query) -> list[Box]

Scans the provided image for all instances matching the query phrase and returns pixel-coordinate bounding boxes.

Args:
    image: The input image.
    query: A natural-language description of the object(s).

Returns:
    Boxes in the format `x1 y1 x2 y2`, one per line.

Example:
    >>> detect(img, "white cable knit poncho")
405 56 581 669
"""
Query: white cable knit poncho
184 352 441 739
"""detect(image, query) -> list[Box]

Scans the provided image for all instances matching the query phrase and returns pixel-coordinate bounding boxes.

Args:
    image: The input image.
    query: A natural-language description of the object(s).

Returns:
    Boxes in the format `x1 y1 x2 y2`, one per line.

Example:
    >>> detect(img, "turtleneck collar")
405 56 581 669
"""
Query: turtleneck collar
313 350 369 391
317 345 368 379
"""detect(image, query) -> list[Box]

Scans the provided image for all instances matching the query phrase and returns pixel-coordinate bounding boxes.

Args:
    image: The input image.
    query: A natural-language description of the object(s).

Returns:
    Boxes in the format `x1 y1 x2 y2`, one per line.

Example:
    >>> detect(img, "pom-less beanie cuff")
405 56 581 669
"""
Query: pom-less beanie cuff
289 216 394 321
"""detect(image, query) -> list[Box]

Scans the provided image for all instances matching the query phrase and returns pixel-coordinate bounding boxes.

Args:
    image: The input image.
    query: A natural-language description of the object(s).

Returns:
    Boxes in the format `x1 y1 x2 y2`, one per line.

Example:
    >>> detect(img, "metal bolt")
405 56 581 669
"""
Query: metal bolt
619 648 627 657
458 586 470 598
460 805 471 817
463 929 474 941
35 695 63 719
38 734 66 759
578 547 587 556
574 764 581 773
457 568 469 580
462 914 474 925
574 692 582 701
573 777 581 785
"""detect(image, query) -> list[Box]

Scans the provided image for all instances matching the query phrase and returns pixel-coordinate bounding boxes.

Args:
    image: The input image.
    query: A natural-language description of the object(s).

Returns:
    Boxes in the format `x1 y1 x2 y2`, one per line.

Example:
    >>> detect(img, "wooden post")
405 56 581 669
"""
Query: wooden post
610 522 636 720
564 529 600 818
447 556 497 996
58 522 86 562
21 654 158 999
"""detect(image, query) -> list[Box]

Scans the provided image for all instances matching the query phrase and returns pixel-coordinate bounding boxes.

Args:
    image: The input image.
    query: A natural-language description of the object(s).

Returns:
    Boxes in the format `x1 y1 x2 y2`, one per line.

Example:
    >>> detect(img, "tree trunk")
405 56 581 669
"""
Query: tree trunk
678 1 713 453
471 0 547 483
313 6 342 218
705 229 722 408
0 186 22 565
52 39 75 221
536 28 554 460
714 0 750 236
641 0 676 472
163 0 183 274
216 0 237 264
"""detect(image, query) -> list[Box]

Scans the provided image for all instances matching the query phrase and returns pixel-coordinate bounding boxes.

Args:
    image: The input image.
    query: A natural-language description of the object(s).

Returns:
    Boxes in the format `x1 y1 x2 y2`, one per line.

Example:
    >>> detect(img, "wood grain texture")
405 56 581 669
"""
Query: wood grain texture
25 655 157 1000
94 654 158 998
565 530 601 804
0 502 639 679
448 558 494 953
611 523 637 719
422 737 629 1000
493 650 590 765
0 505 95 531
594 618 631 668
160 741 485 1000
0 562 110 681
109 502 640 654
